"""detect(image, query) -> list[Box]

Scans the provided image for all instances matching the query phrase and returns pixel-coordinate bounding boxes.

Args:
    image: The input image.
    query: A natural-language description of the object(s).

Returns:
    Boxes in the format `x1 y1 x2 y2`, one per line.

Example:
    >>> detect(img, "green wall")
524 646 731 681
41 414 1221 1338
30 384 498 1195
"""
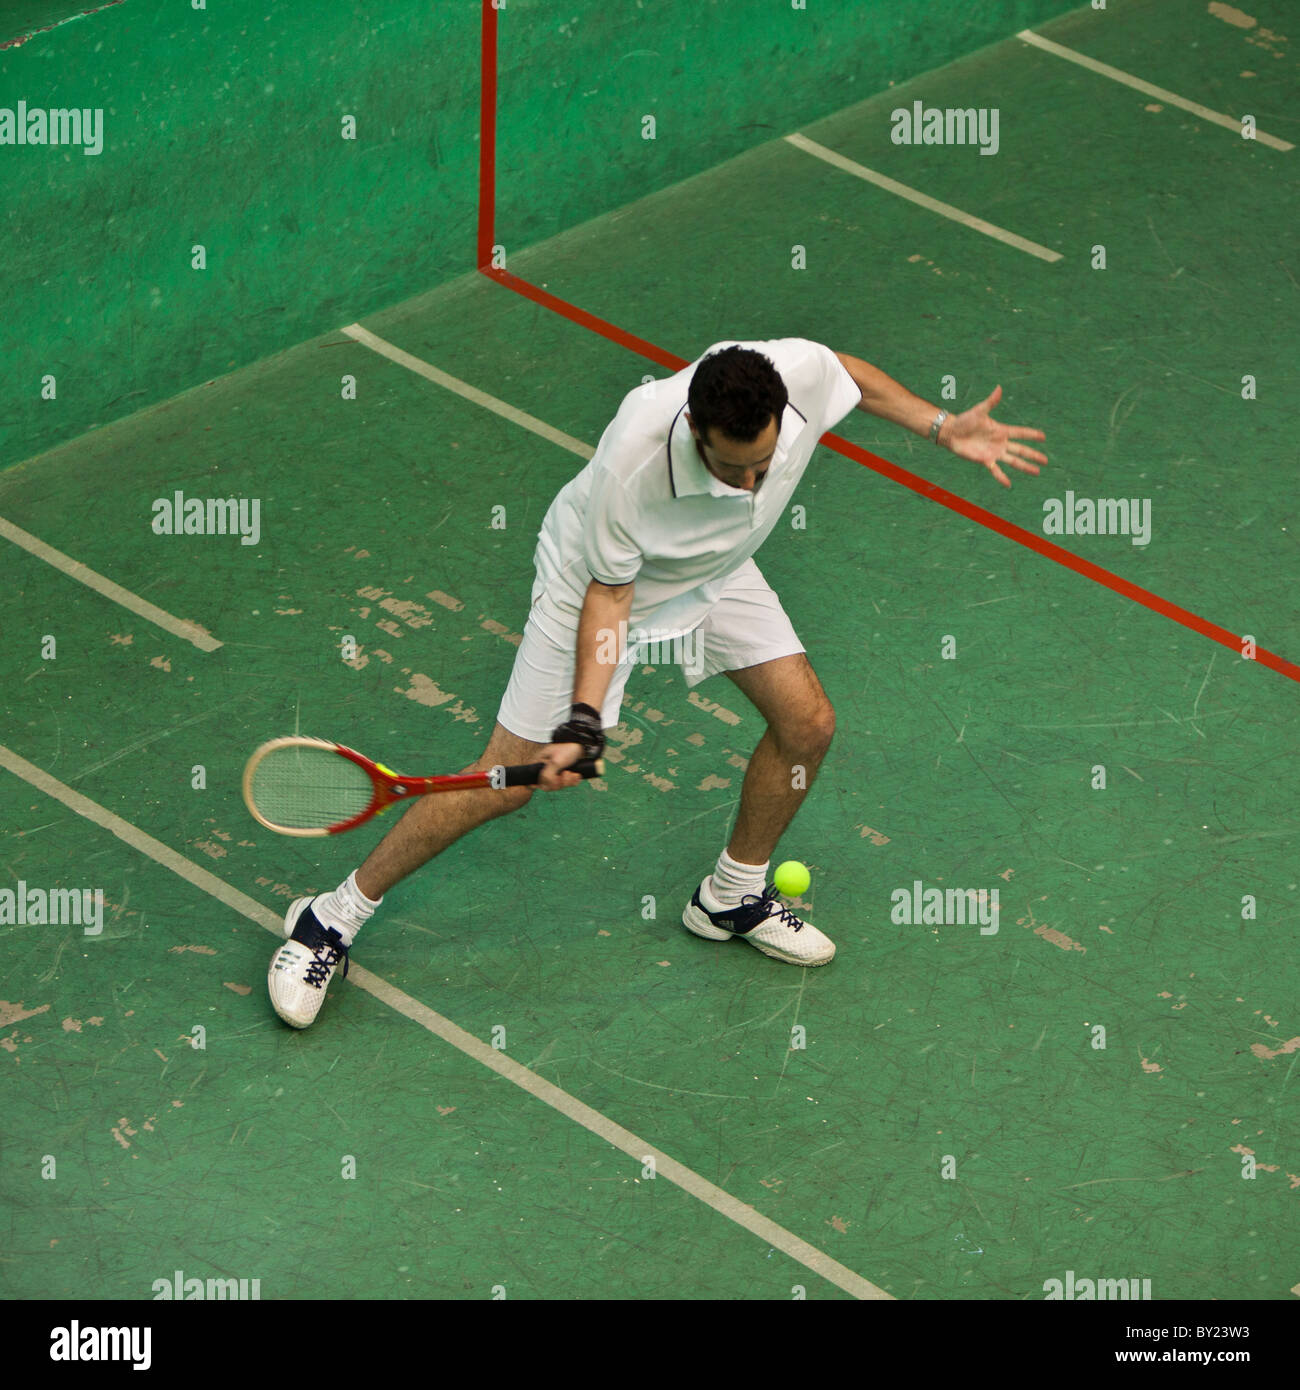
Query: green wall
2 0 1077 470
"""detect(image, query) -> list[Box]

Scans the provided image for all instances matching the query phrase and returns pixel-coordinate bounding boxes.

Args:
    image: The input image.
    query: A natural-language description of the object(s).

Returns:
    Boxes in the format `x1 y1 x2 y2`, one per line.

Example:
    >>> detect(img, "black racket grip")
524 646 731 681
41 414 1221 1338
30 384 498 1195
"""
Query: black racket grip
501 757 604 787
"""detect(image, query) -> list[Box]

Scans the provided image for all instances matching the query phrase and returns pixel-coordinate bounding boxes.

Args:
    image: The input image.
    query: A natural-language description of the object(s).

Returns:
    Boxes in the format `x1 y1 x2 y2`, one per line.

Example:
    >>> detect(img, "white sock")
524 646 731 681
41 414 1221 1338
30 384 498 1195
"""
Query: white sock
704 847 769 909
311 870 382 947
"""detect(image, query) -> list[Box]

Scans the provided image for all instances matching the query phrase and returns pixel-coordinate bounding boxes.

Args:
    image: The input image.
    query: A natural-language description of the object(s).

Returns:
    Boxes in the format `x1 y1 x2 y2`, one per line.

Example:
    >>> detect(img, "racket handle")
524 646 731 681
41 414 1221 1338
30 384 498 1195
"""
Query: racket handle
502 757 605 787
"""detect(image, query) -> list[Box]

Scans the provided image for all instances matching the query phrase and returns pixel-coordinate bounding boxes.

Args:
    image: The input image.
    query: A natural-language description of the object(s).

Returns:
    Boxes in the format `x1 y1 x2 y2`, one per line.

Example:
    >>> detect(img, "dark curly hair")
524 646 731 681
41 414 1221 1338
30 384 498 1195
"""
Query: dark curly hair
687 346 788 444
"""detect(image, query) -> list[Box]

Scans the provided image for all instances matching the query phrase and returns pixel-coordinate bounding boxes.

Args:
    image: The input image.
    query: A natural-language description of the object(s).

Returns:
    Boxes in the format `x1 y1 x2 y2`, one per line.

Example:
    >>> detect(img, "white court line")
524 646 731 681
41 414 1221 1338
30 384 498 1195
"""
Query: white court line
0 514 222 652
784 132 1063 263
0 739 891 1301
1018 28 1294 153
341 323 595 459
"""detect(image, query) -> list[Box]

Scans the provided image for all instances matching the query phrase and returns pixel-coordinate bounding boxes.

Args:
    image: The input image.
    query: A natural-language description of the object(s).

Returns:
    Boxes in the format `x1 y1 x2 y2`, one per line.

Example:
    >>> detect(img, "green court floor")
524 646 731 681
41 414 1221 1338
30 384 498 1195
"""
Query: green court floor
2 0 1296 1300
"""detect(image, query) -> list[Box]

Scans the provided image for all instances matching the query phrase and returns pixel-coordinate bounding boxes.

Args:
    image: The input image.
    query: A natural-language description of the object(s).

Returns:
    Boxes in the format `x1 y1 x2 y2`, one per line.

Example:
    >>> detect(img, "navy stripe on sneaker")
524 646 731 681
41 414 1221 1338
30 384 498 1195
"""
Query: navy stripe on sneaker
692 883 804 936
289 904 350 985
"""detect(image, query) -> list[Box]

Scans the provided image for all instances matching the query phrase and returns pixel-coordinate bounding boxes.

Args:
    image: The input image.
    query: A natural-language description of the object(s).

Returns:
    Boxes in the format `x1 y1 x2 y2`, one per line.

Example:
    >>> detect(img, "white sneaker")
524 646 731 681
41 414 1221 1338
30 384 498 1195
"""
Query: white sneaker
268 897 351 1029
682 880 835 966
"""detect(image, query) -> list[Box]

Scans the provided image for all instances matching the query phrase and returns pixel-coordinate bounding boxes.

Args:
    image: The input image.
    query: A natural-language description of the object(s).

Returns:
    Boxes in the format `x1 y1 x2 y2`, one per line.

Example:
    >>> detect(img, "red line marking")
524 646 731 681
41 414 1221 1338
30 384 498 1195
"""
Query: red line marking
825 433 1300 682
477 0 499 271
475 1 1297 686
482 268 685 372
1 0 125 49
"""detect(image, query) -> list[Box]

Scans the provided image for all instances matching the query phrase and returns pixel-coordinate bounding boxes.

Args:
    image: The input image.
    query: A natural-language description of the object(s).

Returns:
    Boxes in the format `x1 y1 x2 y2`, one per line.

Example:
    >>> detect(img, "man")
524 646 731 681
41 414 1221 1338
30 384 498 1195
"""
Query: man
269 339 1046 1027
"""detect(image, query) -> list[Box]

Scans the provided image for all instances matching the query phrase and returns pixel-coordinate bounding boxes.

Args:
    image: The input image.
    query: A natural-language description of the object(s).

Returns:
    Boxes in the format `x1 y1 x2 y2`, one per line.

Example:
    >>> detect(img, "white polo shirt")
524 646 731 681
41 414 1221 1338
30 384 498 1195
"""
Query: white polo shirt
528 337 861 643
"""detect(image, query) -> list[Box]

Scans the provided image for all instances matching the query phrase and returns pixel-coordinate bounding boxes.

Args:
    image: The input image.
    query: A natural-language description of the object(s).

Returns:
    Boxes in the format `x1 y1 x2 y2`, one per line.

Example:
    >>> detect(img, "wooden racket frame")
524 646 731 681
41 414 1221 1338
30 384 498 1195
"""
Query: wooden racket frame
242 736 604 837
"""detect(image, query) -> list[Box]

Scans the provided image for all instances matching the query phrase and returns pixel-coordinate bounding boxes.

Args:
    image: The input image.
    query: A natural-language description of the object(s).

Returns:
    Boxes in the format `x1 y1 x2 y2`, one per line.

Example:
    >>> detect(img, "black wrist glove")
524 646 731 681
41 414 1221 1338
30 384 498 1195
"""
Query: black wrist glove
550 702 605 759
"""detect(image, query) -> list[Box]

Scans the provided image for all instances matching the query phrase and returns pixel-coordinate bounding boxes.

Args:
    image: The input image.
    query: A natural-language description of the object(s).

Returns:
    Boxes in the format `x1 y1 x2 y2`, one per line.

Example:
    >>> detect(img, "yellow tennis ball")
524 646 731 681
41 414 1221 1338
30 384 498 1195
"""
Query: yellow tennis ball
774 860 810 897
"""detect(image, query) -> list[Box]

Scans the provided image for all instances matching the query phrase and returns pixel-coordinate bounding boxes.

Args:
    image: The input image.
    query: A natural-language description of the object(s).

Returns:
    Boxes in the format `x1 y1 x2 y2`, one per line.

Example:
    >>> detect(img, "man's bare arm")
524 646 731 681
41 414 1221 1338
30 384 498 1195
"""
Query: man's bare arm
834 350 950 442
574 577 635 711
833 350 1047 487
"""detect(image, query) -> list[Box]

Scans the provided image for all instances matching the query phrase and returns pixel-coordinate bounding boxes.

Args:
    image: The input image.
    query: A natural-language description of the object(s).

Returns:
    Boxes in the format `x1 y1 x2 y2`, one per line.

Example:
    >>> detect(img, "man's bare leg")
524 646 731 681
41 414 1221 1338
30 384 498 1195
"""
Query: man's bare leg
682 652 837 964
269 722 550 1027
350 717 545 900
353 722 546 900
723 653 836 866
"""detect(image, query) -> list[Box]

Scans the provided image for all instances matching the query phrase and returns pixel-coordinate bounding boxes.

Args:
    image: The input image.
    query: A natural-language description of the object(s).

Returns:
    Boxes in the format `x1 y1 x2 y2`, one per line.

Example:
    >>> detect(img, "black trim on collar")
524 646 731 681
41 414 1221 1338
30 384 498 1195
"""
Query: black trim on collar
666 403 686 499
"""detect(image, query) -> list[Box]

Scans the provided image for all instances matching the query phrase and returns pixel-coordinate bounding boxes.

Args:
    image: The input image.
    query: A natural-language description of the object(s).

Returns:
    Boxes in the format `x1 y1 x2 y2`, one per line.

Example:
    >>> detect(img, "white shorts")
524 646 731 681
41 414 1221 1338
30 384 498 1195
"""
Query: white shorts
497 563 805 742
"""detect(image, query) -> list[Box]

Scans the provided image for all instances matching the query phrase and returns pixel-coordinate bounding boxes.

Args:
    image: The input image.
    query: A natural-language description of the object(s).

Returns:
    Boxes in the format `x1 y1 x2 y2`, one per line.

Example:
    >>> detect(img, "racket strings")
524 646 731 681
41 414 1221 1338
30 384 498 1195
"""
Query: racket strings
248 745 376 830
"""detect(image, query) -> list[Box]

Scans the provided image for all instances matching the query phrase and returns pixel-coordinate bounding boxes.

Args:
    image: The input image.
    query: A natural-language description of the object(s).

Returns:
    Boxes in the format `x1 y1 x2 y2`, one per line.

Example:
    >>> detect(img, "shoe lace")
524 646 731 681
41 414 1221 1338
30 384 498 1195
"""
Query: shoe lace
741 884 804 932
303 933 349 988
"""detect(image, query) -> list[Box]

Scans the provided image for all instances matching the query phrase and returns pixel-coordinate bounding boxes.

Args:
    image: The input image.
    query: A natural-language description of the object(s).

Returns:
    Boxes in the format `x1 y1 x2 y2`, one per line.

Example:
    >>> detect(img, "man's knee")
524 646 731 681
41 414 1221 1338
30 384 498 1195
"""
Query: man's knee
774 699 836 763
468 758 535 816
496 783 534 815
472 726 541 815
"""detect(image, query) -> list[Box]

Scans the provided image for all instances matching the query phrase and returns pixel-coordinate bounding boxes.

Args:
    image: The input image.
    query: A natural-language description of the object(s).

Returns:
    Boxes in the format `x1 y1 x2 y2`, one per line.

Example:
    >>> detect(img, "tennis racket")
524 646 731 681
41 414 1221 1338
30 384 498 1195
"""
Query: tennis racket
242 735 604 836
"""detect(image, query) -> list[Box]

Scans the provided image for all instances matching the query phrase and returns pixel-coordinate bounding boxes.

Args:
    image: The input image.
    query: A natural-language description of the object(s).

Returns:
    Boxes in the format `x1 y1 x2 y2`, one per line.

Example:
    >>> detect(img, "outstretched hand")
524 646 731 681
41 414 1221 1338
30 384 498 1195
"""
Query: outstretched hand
941 384 1047 488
